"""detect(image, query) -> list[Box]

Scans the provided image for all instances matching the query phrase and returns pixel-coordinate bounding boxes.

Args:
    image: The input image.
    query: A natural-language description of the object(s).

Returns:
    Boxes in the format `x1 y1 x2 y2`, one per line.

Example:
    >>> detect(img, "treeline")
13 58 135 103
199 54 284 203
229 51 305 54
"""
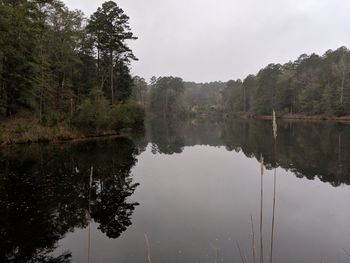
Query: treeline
131 75 225 117
0 0 143 130
183 81 225 112
222 46 350 116
140 46 350 118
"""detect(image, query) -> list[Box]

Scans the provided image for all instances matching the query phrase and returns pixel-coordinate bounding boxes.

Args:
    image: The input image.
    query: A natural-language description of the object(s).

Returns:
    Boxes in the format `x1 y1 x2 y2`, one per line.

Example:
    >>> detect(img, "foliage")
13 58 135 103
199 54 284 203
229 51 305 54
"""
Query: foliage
131 76 148 107
74 89 145 130
87 1 137 104
73 89 110 129
0 0 138 131
41 112 65 127
222 47 350 116
109 103 145 130
15 123 30 134
149 76 186 117
183 81 225 111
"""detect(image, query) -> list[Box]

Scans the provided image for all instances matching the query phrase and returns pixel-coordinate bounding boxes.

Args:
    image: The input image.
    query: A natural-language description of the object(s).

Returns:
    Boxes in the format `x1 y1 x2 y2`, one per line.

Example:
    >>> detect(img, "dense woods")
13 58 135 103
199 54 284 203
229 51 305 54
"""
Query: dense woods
223 47 350 116
144 47 350 118
1 0 350 145
0 0 143 133
146 77 225 116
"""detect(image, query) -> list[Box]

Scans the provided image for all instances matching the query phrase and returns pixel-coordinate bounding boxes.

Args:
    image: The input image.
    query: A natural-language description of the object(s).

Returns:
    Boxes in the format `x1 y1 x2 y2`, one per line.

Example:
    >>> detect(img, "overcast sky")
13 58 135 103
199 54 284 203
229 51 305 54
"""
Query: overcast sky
63 0 350 83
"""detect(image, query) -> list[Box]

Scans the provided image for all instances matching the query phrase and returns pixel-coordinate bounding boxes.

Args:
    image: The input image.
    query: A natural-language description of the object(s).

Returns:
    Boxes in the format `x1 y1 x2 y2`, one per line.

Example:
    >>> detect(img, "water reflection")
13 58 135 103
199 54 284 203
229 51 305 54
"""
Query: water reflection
1 118 350 262
147 117 350 186
0 138 141 262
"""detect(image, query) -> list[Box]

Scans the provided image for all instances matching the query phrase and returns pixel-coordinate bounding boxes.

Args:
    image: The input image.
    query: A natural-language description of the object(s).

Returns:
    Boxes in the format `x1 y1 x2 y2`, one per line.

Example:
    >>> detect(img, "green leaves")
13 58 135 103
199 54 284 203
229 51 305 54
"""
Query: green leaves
222 47 350 117
0 0 137 129
87 1 137 104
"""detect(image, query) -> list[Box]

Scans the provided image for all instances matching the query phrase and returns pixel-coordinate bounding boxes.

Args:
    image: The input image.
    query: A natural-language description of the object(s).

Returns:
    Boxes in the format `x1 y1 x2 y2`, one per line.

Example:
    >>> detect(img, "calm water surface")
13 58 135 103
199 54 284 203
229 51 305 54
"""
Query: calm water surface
1 118 350 262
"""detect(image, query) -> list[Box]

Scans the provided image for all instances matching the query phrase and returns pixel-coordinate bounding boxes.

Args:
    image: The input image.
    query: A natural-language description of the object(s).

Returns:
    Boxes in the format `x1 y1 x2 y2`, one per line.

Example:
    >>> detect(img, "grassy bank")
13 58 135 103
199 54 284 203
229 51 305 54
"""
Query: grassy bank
0 116 125 146
0 93 145 147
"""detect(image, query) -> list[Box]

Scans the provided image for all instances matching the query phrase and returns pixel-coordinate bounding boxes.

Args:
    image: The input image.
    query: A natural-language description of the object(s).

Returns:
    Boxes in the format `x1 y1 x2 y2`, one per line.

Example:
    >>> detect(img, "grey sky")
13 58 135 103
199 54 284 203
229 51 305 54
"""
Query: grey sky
63 0 350 83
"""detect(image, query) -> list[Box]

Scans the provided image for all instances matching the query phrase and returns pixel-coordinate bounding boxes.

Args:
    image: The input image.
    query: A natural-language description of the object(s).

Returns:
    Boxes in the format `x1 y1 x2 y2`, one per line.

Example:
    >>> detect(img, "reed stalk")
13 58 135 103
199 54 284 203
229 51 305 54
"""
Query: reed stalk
251 215 256 263
145 234 152 263
269 168 276 263
260 154 264 263
214 247 219 263
342 248 350 257
88 166 93 263
237 241 247 263
270 110 277 263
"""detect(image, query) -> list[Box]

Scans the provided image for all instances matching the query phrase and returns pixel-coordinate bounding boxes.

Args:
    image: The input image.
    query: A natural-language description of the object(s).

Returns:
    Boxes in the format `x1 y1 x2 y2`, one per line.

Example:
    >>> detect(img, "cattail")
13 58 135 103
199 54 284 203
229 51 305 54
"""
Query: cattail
259 154 264 263
237 241 247 263
87 166 93 263
145 234 152 263
270 110 278 263
251 215 257 263
272 110 277 140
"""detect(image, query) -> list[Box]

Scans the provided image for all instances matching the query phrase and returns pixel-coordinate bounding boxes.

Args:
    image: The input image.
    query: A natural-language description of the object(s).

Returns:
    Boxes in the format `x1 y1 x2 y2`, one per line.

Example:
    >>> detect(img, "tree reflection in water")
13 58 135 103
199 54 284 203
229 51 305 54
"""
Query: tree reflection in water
0 137 141 262
1 117 350 262
148 117 350 186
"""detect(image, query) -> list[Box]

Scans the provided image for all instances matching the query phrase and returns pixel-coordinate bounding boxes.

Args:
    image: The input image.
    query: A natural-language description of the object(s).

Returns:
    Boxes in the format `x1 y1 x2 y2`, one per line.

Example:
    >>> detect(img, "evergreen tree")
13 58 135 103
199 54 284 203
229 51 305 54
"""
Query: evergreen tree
87 1 137 104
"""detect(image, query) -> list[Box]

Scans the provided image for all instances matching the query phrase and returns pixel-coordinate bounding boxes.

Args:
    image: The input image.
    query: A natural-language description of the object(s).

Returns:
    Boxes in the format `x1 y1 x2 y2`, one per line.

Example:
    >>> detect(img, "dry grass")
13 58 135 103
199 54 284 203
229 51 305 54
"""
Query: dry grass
260 154 264 263
237 242 247 263
0 116 76 144
251 215 257 263
0 116 120 146
270 110 277 263
145 234 152 263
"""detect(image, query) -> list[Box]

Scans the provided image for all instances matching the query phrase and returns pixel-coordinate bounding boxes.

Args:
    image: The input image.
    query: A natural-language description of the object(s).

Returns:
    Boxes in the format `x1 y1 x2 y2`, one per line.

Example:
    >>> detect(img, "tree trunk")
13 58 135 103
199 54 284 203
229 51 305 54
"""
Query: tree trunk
164 88 169 118
110 49 114 104
39 48 44 122
5 88 12 117
56 72 65 111
97 47 100 82
243 85 246 112
340 69 345 105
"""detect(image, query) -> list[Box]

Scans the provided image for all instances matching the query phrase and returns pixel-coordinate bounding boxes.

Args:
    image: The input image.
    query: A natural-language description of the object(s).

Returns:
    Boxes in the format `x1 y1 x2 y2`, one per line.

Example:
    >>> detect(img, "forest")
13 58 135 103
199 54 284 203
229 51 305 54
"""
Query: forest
1 0 350 145
144 47 350 118
0 0 144 141
133 76 225 117
221 47 350 116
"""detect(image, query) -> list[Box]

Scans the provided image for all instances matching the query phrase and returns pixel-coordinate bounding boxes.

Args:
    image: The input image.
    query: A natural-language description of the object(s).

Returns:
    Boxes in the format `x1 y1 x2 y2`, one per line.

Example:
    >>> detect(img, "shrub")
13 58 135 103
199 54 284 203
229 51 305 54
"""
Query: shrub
73 89 145 131
74 89 110 130
42 112 62 127
109 103 145 130
335 104 345 117
15 123 29 134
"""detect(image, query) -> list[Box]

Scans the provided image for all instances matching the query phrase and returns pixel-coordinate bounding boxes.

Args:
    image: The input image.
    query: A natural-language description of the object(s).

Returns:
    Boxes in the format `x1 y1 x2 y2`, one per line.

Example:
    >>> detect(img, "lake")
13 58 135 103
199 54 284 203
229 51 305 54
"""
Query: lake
1 118 350 262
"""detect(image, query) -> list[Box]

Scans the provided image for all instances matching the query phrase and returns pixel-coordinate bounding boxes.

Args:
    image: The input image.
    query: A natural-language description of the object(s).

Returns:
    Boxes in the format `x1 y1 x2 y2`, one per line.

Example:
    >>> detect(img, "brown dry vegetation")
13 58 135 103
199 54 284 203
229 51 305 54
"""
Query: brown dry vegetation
0 114 120 146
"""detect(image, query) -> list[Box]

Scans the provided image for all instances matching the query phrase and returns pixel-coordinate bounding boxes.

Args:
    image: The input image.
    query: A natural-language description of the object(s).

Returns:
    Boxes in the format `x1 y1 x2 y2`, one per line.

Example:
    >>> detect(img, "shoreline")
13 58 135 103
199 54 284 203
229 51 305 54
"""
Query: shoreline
0 130 129 148
258 115 350 124
225 113 350 124
0 117 134 148
2 113 350 147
